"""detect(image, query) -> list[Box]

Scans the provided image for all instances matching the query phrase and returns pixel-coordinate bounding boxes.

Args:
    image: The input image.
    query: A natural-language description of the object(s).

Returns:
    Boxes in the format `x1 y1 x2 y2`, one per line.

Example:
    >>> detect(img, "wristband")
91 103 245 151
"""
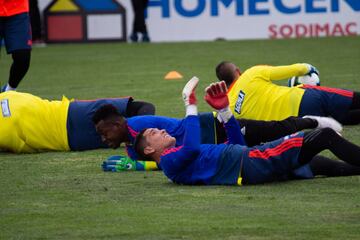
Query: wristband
217 107 232 123
186 104 198 116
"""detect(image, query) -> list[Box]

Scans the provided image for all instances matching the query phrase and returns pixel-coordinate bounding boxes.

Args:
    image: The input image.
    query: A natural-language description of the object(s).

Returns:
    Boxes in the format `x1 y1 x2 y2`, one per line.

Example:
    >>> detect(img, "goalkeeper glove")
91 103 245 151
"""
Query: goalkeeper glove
204 81 232 123
304 63 319 76
102 156 159 172
102 155 137 172
182 76 199 116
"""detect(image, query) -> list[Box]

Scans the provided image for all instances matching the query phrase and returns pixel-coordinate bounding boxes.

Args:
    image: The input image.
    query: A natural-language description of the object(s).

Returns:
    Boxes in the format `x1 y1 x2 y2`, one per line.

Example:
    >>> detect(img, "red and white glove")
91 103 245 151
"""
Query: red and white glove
182 76 199 116
204 81 232 123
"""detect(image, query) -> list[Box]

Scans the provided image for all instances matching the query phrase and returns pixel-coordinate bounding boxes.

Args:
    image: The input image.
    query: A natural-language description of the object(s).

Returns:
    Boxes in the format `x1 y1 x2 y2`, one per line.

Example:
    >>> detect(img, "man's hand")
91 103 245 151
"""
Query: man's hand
182 76 199 106
182 76 199 116
102 155 136 172
304 63 319 76
204 81 229 110
204 81 232 123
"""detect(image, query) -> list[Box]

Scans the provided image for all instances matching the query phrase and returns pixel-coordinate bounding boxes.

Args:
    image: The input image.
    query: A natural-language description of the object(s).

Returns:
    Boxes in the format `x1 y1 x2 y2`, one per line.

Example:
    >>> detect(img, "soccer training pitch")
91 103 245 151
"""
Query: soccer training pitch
0 36 359 239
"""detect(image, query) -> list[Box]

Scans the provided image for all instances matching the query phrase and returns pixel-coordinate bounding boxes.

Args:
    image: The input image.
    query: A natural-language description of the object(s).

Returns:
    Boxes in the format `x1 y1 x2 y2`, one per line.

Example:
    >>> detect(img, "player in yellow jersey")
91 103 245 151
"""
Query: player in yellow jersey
0 91 69 153
215 62 360 125
0 91 155 153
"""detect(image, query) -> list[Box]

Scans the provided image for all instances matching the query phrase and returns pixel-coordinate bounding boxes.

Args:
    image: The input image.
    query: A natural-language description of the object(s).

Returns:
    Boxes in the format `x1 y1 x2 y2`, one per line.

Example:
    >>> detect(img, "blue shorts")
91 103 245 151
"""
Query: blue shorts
299 85 353 122
241 132 305 185
67 97 131 151
0 12 32 53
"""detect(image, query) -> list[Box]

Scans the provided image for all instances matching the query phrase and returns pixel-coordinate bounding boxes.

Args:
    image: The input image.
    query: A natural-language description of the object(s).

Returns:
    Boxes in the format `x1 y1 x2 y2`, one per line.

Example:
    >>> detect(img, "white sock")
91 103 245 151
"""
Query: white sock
5 84 16 91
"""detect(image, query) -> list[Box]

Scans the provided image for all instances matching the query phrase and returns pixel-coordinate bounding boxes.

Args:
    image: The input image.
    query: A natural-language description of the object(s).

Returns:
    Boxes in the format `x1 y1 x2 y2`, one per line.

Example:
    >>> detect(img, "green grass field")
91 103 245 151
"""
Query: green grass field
0 37 360 239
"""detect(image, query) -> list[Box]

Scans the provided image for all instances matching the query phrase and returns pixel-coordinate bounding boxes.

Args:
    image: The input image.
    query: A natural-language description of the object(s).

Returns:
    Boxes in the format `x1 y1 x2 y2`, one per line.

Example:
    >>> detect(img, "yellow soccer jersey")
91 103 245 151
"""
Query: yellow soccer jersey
0 91 70 153
227 64 309 121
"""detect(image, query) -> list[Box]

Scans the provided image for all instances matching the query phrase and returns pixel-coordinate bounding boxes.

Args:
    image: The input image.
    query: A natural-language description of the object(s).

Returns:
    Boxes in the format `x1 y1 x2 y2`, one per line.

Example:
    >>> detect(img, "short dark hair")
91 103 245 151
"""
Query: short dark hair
215 61 236 86
92 104 123 124
134 128 152 160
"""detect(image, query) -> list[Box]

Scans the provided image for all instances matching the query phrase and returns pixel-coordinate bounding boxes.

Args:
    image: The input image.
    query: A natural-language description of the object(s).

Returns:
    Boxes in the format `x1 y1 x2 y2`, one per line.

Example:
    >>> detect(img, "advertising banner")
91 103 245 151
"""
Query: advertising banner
143 0 360 42
39 0 360 42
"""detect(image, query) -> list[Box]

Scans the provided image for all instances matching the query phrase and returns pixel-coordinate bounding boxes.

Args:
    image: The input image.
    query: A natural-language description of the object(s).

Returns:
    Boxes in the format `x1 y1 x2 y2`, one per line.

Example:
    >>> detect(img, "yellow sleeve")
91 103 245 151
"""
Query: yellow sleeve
263 64 309 81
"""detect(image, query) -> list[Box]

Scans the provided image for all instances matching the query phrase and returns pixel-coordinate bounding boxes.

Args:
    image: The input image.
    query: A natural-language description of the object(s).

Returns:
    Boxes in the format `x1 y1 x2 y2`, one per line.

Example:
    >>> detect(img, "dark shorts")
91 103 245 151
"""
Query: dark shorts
0 12 32 53
67 97 131 151
211 144 244 185
198 112 217 144
299 85 353 122
242 132 305 185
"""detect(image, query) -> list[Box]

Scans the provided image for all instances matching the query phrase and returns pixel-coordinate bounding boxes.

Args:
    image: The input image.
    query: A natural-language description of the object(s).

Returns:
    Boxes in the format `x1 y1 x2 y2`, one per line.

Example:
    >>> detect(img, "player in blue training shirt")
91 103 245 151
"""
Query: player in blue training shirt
94 105 341 160
133 77 360 185
94 101 360 178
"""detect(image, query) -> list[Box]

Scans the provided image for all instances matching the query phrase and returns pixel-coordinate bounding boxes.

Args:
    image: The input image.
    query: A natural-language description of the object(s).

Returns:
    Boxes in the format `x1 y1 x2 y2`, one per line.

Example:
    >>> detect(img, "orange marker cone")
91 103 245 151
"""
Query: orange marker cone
164 71 183 80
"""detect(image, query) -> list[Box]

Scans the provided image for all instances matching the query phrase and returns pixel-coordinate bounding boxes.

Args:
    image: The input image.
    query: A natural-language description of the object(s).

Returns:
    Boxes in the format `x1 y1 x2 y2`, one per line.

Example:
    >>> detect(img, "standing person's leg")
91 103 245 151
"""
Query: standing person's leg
2 13 32 92
8 49 31 89
141 0 150 42
29 0 42 42
130 0 149 42
130 0 140 42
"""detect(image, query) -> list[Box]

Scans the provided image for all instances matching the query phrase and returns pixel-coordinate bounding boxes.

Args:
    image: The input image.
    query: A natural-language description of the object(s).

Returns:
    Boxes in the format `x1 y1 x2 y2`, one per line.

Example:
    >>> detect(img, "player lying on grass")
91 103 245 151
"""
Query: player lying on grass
93 104 341 158
133 77 360 185
94 91 360 178
0 91 155 153
216 62 360 125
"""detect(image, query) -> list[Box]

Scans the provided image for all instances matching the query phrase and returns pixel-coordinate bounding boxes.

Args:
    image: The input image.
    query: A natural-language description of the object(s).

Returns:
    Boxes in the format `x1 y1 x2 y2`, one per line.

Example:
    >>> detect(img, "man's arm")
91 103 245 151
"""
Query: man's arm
261 63 318 81
205 81 246 145
161 77 201 171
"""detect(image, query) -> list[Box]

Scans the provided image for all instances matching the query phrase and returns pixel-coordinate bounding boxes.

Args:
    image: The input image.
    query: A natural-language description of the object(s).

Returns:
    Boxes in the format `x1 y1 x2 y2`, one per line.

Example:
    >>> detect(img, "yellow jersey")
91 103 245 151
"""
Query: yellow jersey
227 64 309 121
0 91 70 153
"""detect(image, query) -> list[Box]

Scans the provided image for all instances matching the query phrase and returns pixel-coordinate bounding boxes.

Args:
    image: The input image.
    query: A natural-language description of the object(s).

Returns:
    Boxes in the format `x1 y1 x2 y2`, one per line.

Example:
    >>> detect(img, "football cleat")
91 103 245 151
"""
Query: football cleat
303 115 343 133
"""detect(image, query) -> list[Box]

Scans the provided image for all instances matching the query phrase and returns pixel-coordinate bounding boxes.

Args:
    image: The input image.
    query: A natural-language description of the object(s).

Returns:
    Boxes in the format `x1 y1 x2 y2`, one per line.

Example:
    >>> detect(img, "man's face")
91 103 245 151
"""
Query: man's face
143 128 176 153
95 120 122 149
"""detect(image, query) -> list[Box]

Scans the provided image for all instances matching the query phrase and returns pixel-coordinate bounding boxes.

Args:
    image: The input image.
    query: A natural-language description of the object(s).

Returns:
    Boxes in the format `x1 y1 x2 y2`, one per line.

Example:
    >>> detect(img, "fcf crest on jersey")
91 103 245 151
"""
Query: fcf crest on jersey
1 99 11 117
234 91 245 114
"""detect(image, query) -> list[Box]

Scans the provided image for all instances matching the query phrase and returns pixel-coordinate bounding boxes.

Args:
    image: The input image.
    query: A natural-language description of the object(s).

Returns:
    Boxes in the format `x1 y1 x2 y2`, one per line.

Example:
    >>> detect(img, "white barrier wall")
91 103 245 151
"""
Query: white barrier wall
39 0 360 42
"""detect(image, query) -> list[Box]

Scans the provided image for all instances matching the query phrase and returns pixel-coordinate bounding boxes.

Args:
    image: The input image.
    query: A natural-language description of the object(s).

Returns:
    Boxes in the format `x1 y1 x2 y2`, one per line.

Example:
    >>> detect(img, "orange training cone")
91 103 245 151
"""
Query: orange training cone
164 71 183 80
